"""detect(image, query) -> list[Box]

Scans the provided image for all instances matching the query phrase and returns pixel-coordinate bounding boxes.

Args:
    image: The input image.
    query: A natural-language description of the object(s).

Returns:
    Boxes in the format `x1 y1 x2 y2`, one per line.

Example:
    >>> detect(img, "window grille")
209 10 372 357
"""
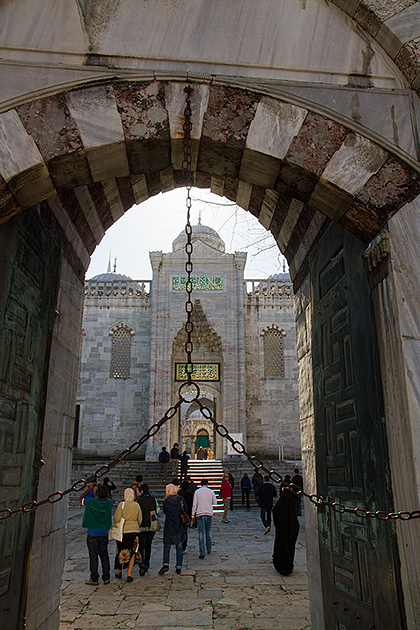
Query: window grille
263 329 285 378
110 328 131 378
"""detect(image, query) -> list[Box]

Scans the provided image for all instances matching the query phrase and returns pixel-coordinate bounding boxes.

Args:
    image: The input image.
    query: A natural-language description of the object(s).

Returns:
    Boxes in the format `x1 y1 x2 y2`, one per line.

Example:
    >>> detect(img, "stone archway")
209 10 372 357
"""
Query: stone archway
181 395 218 460
0 76 419 630
1 2 420 627
2 80 419 284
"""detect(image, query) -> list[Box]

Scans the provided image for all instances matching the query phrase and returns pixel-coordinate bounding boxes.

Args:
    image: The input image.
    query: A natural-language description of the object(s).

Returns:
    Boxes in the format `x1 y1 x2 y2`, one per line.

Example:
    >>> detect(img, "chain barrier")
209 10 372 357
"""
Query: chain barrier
1 84 419 525
0 399 183 522
194 399 420 522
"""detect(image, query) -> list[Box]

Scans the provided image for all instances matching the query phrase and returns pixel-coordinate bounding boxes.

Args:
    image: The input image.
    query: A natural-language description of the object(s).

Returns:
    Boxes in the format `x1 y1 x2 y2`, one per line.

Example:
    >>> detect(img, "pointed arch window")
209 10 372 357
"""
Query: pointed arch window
110 327 132 379
262 327 285 378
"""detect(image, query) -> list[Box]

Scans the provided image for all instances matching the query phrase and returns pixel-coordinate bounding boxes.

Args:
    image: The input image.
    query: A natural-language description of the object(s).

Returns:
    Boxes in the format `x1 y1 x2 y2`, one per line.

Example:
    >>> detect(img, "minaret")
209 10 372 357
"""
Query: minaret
107 252 112 273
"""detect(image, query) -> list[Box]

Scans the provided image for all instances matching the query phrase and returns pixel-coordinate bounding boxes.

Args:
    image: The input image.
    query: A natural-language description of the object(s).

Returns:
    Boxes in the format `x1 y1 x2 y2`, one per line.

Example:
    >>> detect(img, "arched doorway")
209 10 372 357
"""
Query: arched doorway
180 393 218 459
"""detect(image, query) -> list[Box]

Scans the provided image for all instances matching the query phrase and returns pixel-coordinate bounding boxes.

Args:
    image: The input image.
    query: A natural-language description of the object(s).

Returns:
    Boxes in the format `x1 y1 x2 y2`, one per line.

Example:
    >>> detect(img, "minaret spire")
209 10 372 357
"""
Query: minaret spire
107 251 112 273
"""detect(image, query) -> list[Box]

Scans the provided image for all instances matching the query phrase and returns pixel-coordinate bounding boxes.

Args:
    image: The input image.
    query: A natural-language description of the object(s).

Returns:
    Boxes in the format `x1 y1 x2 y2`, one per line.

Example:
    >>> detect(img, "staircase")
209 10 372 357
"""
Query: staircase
184 459 225 511
68 458 301 512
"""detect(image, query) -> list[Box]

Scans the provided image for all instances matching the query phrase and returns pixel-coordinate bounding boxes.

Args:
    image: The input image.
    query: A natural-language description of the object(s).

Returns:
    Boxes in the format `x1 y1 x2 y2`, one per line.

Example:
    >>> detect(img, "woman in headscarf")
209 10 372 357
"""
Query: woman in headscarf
272 484 300 576
114 488 142 582
158 484 186 575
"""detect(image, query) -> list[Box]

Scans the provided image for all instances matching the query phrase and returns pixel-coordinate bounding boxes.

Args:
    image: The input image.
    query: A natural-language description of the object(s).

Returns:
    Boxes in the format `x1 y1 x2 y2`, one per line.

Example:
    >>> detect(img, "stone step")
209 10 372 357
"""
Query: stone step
68 458 301 511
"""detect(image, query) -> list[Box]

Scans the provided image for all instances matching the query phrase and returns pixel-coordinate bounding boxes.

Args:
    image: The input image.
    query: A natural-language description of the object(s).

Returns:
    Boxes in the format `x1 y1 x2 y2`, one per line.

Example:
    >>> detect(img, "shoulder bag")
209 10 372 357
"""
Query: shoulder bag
149 509 161 532
180 500 191 525
110 502 125 542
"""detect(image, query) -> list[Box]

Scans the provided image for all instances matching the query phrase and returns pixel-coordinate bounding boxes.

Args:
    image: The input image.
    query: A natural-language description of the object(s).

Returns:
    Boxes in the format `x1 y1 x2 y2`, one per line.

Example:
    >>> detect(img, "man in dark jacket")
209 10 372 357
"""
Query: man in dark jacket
251 468 263 505
82 484 112 585
179 451 190 480
256 475 277 534
137 484 159 576
170 442 180 473
241 473 252 510
159 446 170 478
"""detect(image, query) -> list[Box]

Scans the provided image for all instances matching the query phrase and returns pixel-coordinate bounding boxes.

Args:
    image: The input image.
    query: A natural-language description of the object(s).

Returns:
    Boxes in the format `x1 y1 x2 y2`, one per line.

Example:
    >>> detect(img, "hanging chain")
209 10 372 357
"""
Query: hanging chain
0 399 183 522
182 85 194 386
1 83 419 524
194 399 420 522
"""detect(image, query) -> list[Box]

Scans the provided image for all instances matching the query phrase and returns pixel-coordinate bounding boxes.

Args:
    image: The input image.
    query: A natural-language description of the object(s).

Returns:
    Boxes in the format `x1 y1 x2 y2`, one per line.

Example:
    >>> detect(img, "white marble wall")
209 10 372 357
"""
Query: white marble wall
0 0 405 108
244 291 301 458
294 276 325 630
77 294 151 456
371 197 420 630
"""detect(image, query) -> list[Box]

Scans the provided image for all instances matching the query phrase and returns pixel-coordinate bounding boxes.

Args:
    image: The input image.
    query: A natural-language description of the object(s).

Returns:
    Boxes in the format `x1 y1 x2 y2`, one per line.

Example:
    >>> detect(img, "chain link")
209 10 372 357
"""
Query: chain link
194 399 420 522
0 400 182 522
182 85 194 386
2 83 419 524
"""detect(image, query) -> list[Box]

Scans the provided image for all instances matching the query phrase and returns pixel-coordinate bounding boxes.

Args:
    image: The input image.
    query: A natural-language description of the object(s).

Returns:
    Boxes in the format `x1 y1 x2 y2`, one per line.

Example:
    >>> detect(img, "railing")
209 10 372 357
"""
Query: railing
84 278 294 298
244 277 293 297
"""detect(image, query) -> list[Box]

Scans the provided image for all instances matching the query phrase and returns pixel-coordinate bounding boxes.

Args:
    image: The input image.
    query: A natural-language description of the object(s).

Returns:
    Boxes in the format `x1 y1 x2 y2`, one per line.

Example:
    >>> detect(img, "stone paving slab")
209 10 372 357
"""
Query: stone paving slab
59 508 310 629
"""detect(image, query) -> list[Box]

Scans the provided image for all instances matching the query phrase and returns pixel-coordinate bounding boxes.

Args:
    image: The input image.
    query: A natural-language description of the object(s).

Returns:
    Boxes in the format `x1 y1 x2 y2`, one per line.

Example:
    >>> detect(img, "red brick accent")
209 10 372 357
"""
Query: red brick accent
260 325 287 338
109 322 135 336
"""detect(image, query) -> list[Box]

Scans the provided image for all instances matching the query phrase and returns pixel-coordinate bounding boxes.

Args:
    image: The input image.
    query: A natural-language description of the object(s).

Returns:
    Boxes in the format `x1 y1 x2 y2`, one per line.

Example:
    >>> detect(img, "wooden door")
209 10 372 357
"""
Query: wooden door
310 223 404 630
0 208 60 628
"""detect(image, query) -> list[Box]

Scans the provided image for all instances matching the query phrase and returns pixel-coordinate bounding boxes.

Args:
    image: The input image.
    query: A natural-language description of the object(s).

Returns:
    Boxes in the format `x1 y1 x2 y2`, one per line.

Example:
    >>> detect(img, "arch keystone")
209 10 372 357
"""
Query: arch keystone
165 82 209 171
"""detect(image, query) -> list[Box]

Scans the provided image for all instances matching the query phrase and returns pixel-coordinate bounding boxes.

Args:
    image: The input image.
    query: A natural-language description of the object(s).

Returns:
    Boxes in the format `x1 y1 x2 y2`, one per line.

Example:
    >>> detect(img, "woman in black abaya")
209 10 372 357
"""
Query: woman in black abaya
272 486 300 575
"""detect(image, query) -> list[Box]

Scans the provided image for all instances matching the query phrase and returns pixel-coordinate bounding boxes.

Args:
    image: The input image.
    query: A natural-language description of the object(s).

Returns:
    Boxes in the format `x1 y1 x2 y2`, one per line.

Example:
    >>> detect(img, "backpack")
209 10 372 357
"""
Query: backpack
159 450 169 463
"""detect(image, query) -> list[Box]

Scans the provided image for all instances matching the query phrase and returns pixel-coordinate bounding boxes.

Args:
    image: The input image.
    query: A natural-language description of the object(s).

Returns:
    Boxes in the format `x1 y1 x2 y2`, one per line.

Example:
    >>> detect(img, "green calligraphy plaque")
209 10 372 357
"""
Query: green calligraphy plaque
175 363 220 381
172 276 224 291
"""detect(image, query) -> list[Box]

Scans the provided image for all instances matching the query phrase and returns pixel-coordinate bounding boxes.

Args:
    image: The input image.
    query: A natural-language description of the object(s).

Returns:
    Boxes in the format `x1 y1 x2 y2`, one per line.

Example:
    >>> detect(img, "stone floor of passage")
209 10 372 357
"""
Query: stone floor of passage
60 507 310 630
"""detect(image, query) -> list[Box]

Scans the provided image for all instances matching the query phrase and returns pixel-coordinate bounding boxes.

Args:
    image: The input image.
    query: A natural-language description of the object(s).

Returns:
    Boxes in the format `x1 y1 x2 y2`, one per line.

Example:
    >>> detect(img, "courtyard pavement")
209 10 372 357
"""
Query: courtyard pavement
60 507 310 630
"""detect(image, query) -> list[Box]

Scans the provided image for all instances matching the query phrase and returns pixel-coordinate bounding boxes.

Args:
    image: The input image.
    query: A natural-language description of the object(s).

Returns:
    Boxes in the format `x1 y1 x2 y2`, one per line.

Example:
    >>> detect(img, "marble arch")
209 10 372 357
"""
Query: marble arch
1 1 420 629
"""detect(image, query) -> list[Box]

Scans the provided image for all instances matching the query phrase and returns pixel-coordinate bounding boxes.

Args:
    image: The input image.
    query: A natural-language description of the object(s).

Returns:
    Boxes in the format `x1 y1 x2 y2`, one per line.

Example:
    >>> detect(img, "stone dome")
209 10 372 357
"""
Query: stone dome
172 224 225 253
87 271 134 282
84 271 149 297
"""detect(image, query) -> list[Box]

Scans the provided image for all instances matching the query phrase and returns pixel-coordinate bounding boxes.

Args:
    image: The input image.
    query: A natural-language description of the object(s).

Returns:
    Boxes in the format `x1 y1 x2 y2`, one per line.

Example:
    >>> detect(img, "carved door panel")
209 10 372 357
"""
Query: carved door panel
311 223 404 630
0 208 60 628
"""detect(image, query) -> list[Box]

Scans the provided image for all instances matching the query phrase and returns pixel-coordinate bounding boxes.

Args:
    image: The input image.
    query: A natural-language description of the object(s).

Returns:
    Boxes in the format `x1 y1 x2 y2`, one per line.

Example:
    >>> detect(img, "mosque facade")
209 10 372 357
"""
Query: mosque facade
76 225 300 461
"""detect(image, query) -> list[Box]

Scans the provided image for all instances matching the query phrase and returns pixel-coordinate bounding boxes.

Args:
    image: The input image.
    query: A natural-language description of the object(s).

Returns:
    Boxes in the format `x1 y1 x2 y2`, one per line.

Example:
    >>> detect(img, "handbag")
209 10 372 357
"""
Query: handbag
149 509 161 532
110 502 125 542
180 501 190 525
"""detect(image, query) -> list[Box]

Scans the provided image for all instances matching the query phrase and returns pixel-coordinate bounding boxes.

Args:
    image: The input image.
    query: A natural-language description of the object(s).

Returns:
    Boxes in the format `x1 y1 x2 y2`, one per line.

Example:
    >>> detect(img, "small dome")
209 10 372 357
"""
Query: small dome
87 272 134 282
172 224 225 253
84 271 149 297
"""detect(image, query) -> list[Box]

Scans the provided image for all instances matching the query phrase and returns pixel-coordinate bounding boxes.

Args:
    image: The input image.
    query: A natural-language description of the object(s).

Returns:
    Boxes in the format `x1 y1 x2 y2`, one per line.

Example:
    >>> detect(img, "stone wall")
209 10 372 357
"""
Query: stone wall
294 275 324 630
369 199 420 630
26 258 84 630
76 288 151 457
244 279 301 459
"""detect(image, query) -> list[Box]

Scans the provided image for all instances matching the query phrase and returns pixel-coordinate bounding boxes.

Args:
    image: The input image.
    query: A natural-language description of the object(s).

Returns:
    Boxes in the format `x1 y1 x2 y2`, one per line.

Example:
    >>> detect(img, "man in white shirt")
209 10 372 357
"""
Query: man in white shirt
191 479 218 559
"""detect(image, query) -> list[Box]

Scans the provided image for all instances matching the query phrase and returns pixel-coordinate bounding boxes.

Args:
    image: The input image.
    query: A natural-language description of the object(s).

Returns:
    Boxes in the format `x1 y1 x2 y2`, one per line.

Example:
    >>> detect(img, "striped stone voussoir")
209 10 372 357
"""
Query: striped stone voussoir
0 80 419 287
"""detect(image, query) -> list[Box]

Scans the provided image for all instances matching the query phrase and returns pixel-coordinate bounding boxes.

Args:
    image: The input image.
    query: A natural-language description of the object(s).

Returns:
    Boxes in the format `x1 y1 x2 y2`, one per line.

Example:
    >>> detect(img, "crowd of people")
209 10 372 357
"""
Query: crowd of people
80 460 304 586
